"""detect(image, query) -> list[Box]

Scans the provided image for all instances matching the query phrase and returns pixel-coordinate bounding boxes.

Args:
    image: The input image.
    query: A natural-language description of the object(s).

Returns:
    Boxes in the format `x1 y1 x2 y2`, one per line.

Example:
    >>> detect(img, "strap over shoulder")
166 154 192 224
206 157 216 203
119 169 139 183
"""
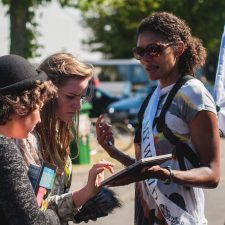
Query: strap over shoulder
157 75 194 132
135 75 201 170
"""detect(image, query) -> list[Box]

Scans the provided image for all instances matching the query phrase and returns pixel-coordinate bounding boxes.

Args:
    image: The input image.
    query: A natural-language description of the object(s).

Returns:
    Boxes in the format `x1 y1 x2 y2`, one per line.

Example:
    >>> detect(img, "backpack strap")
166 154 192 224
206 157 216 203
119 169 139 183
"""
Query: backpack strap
157 75 194 131
156 75 201 170
135 75 201 170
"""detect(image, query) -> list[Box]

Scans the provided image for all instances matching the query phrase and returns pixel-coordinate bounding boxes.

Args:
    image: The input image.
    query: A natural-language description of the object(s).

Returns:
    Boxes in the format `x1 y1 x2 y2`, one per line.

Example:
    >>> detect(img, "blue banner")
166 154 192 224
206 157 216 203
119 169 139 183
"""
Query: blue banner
214 25 225 135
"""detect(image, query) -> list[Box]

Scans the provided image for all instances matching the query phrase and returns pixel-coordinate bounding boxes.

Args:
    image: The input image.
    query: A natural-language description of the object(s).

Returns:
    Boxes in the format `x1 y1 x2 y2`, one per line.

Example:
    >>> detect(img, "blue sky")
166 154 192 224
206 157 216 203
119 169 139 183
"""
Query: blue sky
0 1 101 63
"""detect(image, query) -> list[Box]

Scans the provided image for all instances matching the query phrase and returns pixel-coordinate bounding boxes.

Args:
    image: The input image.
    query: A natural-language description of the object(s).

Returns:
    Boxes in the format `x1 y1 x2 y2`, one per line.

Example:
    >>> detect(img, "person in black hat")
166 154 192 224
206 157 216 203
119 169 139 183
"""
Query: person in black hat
0 54 114 225
0 54 47 95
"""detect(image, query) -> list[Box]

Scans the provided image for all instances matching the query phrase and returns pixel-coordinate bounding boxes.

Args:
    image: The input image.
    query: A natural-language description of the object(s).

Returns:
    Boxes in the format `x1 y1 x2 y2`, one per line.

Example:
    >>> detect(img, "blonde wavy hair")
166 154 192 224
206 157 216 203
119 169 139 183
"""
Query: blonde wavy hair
36 53 93 173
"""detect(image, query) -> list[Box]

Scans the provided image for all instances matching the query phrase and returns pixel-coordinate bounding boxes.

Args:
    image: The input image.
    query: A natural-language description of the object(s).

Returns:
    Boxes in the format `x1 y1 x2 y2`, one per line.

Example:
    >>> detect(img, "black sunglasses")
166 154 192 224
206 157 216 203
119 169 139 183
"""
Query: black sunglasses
132 42 174 60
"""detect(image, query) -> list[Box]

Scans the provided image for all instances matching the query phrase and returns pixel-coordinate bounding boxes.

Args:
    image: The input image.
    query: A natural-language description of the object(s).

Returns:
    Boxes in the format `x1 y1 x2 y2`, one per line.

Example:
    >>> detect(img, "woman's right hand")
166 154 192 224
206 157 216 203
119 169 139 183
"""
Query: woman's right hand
96 115 115 154
96 115 135 167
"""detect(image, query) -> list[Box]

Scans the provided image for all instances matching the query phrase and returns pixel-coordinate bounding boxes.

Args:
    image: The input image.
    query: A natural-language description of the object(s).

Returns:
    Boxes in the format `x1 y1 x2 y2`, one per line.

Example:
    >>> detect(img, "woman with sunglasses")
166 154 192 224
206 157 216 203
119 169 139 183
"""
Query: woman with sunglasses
15 53 114 224
96 12 220 224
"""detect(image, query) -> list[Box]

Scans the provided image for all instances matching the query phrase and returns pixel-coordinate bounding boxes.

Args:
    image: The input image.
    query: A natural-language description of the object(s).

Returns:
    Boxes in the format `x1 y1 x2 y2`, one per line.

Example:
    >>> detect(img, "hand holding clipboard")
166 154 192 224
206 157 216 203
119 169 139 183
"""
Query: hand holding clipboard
101 154 172 187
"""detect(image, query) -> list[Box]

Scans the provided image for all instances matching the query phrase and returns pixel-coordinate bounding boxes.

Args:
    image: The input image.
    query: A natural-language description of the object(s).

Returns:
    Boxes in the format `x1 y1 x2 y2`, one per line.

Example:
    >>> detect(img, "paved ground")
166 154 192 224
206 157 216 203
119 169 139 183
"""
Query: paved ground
71 139 225 225
204 137 225 225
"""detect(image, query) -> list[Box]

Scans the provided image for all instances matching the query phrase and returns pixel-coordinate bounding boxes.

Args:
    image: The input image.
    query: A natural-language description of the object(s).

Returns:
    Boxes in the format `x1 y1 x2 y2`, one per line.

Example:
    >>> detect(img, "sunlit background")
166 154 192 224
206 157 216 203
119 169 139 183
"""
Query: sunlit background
0 1 102 63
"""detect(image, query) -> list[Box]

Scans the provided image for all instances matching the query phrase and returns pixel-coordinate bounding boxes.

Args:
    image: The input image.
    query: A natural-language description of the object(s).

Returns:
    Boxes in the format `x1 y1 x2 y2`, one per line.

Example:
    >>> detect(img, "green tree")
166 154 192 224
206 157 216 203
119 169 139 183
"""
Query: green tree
1 0 76 59
160 0 225 81
77 0 160 59
77 0 225 81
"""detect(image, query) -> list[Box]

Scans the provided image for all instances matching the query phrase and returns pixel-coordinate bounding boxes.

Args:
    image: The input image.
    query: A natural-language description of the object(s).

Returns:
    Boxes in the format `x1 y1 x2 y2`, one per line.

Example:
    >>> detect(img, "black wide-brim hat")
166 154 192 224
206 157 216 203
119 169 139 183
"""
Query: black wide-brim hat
0 54 47 95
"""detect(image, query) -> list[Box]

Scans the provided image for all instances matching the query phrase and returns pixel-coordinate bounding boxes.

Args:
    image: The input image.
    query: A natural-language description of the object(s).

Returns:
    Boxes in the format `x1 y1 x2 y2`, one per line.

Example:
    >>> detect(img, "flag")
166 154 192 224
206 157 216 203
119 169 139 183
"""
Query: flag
214 25 225 135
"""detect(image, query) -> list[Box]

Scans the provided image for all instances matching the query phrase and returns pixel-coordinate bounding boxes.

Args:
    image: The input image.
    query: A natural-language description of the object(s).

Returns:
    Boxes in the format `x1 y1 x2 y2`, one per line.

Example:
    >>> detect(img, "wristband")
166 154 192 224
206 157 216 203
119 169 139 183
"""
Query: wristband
162 166 174 185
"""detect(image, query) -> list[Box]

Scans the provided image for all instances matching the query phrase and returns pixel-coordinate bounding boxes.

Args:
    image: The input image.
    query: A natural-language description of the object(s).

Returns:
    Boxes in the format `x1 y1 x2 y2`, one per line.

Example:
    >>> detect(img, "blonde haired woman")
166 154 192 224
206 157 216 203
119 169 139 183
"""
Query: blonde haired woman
16 53 114 224
37 52 94 193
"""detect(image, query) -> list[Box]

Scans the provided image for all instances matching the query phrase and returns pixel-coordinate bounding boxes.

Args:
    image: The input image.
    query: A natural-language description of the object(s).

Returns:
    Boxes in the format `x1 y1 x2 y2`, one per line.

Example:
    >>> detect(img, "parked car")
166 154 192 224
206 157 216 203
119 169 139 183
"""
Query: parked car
106 84 157 127
86 59 150 97
89 86 120 118
86 59 152 120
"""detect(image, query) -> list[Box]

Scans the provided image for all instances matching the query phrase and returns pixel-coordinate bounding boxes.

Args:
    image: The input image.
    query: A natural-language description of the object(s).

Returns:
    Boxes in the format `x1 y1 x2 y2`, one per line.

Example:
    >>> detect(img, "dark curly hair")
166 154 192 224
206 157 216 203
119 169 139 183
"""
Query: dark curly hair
0 80 57 125
137 12 206 76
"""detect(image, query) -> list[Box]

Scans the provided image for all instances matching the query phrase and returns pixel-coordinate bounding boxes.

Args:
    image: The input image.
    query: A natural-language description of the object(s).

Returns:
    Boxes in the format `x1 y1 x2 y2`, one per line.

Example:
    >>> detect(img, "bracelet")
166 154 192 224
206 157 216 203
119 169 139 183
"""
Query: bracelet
162 166 174 185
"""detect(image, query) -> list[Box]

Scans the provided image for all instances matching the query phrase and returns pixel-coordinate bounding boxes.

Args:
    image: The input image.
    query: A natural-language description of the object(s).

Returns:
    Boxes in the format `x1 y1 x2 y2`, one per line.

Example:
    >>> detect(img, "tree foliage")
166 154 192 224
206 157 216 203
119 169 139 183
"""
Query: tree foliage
1 0 225 80
77 0 159 59
77 0 225 80
1 0 77 59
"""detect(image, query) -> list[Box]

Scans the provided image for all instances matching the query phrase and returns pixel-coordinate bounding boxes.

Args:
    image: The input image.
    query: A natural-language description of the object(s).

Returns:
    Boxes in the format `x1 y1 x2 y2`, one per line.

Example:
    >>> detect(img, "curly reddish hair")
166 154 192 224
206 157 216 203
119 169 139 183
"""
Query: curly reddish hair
0 80 57 125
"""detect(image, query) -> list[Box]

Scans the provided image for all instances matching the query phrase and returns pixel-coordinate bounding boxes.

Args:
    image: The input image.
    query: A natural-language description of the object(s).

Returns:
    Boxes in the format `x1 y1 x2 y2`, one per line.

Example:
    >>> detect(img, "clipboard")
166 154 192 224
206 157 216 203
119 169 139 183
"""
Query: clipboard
101 154 172 187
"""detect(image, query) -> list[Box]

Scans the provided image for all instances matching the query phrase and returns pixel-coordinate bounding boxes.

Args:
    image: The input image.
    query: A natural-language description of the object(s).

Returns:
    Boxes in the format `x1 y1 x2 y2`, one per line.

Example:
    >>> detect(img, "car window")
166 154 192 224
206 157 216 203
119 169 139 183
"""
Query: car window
94 66 124 82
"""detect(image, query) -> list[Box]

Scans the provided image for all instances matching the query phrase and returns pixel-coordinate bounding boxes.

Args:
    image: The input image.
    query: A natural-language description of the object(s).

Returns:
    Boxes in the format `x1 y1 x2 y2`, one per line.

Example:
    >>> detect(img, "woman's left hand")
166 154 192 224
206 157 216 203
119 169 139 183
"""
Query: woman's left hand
72 160 114 208
86 160 114 197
